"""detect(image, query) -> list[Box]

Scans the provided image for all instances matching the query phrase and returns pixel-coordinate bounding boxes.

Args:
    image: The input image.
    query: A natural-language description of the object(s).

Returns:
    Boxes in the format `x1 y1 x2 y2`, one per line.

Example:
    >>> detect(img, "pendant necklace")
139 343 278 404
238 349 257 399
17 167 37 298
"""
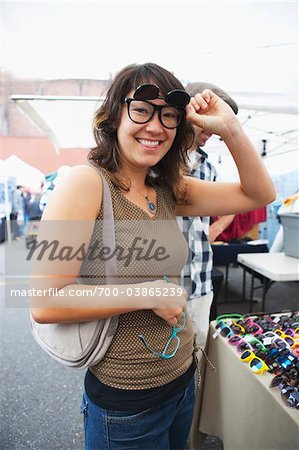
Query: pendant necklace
131 184 156 213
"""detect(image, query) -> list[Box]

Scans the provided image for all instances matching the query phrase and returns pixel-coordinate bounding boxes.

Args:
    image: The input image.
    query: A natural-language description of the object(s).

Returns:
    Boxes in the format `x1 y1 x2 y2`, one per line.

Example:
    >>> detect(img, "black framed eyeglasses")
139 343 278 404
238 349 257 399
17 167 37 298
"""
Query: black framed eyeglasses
122 83 190 129
123 98 184 129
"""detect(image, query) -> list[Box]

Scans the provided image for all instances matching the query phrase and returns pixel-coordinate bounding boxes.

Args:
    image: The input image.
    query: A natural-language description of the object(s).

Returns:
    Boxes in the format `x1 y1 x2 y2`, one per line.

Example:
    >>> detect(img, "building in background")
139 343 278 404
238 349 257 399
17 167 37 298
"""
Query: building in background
1 70 109 173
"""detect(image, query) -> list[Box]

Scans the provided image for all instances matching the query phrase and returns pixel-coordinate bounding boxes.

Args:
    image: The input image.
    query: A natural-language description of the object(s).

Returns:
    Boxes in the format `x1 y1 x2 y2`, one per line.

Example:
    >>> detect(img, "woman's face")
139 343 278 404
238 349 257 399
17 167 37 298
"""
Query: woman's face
116 89 177 171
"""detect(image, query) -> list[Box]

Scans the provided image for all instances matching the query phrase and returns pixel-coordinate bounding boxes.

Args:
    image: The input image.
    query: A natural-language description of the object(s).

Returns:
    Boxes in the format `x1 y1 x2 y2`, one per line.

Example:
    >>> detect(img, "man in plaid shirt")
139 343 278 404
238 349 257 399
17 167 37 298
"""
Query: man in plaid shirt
178 82 238 350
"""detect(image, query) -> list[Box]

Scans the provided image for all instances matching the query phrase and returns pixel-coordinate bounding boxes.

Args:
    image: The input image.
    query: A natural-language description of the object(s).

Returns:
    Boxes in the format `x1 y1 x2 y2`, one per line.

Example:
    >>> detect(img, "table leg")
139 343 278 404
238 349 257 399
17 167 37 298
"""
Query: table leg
225 265 229 302
261 277 266 311
242 269 246 302
249 272 255 312
261 278 275 312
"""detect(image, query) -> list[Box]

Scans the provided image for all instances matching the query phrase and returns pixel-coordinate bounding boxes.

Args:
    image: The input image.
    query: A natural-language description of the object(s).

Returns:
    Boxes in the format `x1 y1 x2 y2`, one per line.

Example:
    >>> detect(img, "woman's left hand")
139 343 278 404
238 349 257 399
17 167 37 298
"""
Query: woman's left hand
185 89 238 138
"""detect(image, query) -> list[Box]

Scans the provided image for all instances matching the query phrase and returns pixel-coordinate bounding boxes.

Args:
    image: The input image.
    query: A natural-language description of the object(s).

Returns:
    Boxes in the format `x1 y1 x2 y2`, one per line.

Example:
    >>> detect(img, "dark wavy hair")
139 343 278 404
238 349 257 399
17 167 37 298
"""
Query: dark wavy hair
88 63 194 200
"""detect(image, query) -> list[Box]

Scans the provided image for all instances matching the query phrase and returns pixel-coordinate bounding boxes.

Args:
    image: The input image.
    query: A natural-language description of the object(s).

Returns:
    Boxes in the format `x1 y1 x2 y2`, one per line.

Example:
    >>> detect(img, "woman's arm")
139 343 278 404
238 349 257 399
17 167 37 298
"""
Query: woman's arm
30 281 182 324
30 165 186 324
176 90 276 217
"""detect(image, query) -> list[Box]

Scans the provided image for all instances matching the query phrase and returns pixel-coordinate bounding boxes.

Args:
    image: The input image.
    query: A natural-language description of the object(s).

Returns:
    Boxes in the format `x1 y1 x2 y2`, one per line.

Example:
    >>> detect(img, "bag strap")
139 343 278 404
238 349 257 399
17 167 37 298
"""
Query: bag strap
99 171 118 284
87 164 118 285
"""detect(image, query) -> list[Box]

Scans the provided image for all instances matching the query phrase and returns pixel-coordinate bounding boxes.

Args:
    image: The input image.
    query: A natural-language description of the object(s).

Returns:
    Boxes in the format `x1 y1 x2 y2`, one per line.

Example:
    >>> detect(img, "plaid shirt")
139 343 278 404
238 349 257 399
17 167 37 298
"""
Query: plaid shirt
177 148 217 298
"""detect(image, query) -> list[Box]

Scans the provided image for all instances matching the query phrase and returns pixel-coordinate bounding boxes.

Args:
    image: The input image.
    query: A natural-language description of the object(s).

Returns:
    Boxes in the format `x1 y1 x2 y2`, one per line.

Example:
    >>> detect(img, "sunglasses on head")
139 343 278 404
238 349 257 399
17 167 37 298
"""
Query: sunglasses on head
133 83 190 109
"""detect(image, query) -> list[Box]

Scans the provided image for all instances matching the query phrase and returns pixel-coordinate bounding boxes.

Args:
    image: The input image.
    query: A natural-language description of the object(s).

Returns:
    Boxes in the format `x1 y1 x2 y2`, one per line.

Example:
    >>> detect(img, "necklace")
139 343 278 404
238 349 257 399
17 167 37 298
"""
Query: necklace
131 184 156 213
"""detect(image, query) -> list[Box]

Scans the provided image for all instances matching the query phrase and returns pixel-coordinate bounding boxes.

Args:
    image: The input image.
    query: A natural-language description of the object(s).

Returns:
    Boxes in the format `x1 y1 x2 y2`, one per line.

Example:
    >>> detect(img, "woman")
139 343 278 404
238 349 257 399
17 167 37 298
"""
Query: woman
31 63 275 450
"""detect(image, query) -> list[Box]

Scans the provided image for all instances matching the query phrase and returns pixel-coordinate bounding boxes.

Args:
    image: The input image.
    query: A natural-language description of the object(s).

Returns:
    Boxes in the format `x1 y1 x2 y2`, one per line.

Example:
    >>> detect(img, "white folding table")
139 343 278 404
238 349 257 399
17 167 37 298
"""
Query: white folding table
198 322 299 450
237 252 299 311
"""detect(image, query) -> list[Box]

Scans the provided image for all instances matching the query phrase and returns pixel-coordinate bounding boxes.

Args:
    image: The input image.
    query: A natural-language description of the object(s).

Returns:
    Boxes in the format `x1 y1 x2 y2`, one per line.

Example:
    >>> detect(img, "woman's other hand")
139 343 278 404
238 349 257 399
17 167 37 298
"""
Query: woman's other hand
150 279 187 325
152 307 185 326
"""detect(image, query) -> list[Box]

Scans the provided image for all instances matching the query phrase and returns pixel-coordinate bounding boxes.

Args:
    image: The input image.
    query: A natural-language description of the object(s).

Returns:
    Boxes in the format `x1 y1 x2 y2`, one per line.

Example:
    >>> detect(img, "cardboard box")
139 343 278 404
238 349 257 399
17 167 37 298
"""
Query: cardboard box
279 213 299 258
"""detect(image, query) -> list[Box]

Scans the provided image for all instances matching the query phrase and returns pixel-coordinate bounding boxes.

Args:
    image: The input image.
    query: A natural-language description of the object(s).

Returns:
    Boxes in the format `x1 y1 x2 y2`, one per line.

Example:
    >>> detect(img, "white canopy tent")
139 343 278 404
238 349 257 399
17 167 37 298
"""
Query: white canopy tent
10 95 102 152
1 155 45 190
0 156 45 242
11 94 298 181
202 107 298 180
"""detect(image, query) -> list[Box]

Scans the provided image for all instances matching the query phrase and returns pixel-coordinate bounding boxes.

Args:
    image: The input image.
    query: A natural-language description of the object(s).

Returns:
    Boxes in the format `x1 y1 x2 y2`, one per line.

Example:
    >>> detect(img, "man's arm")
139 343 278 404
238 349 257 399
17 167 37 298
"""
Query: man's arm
208 214 235 243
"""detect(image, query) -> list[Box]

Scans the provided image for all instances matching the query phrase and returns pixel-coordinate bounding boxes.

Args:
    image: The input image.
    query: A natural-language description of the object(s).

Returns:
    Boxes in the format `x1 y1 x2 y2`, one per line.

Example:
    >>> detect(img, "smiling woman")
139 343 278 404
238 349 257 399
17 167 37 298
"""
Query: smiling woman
90 63 194 202
30 62 275 450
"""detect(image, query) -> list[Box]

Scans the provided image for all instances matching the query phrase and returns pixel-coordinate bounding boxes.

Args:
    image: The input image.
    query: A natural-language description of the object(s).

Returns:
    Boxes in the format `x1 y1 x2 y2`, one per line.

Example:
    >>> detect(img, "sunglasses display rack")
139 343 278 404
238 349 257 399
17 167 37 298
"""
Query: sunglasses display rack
214 311 299 409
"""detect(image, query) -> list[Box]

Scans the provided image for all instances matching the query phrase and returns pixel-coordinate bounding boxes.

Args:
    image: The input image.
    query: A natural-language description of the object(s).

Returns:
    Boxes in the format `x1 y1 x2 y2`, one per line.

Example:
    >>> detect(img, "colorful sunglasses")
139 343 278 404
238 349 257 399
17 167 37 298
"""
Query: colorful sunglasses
243 334 268 352
254 349 280 373
228 335 254 353
240 349 269 375
263 333 292 350
241 318 264 335
215 321 234 338
139 311 187 359
284 328 299 337
216 313 244 322
267 345 298 370
246 315 281 332
230 320 246 334
275 367 299 383
274 329 297 348
270 377 299 409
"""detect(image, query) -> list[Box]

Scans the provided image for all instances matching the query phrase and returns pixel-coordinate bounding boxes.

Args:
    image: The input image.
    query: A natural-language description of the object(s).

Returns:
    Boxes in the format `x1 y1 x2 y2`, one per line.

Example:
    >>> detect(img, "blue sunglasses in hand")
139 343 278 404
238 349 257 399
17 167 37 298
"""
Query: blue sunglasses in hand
139 310 187 359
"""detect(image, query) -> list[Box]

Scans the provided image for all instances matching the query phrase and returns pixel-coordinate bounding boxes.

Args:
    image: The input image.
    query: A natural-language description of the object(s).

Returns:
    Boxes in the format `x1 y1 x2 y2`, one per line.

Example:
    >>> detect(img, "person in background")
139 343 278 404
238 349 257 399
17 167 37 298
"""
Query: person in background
27 193 43 221
214 207 267 243
18 185 31 225
30 63 275 450
181 81 238 351
10 185 23 240
180 82 239 449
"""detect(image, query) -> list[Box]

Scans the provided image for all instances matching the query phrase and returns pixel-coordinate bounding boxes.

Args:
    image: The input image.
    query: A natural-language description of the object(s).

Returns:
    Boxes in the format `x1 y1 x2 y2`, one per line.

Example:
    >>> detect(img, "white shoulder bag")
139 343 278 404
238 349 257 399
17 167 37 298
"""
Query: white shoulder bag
30 170 119 368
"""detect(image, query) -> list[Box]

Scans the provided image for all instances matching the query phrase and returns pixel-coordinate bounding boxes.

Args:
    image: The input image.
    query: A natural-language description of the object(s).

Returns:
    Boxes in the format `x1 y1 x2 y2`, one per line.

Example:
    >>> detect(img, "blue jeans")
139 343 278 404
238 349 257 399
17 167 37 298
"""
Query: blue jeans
80 377 195 450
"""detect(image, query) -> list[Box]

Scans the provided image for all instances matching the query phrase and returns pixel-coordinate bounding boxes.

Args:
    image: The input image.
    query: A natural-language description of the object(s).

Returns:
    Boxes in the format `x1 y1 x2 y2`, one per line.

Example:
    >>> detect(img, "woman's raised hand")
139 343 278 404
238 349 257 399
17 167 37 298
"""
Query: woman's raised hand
186 89 238 138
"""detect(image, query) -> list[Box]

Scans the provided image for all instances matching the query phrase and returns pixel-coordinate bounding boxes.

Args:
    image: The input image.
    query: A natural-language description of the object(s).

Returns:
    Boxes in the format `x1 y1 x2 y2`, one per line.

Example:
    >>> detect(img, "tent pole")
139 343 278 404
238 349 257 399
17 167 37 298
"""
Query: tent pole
4 176 12 243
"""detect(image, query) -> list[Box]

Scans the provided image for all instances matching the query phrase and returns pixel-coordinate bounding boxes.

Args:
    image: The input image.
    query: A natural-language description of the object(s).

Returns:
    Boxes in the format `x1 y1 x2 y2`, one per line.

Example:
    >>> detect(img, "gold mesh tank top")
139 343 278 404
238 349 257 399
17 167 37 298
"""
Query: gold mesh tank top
81 168 194 390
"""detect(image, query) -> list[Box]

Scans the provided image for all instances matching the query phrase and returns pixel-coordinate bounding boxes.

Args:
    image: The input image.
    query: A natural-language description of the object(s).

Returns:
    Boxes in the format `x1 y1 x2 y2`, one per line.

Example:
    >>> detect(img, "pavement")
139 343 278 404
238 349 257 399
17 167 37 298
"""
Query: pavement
0 239 298 449
1 239 85 449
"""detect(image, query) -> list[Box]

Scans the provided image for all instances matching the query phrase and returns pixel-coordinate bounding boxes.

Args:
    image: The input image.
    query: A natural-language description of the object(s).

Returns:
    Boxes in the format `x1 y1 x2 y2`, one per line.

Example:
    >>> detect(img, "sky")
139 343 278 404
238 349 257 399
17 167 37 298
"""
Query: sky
2 1 298 96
